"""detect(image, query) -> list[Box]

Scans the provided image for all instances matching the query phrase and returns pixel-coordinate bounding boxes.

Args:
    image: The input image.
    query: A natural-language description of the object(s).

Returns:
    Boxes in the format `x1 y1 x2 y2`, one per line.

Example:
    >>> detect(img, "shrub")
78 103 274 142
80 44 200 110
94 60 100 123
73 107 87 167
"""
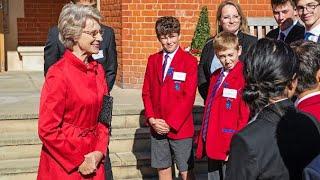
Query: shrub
190 6 211 56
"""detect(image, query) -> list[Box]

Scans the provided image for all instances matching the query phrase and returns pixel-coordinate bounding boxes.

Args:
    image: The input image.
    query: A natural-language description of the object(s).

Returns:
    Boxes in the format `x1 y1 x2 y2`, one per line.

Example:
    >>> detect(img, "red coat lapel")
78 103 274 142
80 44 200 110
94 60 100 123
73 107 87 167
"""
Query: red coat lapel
156 51 164 84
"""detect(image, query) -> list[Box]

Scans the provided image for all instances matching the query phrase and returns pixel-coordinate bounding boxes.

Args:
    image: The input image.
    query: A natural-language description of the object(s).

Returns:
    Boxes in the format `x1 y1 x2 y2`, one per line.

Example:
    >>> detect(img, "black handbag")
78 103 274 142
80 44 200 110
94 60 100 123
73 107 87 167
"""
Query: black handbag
98 94 113 134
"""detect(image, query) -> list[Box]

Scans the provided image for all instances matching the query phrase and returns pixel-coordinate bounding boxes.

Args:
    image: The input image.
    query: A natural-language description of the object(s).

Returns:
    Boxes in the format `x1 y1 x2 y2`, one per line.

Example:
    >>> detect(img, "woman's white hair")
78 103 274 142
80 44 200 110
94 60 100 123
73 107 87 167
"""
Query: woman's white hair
58 3 101 50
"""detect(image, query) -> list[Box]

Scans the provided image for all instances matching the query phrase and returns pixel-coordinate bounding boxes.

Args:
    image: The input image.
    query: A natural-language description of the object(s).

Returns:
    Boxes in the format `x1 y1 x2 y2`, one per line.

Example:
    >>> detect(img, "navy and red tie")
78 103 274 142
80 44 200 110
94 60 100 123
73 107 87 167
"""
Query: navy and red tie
162 54 169 81
202 71 224 141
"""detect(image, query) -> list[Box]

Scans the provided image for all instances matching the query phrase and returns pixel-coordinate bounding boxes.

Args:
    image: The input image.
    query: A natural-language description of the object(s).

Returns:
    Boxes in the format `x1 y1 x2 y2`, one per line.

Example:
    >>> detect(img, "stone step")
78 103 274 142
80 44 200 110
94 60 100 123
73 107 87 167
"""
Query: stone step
0 127 201 160
0 172 208 180
0 144 41 161
0 111 203 133
0 127 150 160
0 173 37 180
0 152 207 179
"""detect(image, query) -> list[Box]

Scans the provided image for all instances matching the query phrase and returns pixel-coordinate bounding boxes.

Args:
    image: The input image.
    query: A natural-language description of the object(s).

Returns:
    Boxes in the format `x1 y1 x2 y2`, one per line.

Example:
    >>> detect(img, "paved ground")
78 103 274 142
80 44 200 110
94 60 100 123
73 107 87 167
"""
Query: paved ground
0 71 204 119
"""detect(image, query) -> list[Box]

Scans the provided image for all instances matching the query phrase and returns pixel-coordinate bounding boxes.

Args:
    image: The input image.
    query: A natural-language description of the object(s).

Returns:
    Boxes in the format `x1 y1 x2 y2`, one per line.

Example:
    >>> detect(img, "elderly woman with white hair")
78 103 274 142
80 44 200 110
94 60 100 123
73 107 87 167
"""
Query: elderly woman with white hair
37 3 109 179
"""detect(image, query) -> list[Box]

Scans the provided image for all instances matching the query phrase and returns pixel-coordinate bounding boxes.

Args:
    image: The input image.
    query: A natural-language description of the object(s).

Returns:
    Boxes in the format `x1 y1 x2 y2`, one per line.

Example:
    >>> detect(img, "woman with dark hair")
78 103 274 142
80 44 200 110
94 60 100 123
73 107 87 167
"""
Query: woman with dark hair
225 38 320 180
198 0 257 100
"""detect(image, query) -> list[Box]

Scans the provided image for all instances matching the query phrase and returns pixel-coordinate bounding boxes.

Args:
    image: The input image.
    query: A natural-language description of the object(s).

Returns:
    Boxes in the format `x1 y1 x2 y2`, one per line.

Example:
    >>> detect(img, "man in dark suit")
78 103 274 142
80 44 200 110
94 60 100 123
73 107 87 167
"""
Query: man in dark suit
266 0 305 44
44 0 117 91
44 1 117 180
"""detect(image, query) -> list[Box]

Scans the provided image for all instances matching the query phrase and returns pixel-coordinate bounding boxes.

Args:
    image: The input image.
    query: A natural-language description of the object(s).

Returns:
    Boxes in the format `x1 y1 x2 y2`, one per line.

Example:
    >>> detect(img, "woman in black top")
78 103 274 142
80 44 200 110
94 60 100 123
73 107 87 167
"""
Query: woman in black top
198 0 257 100
225 38 320 180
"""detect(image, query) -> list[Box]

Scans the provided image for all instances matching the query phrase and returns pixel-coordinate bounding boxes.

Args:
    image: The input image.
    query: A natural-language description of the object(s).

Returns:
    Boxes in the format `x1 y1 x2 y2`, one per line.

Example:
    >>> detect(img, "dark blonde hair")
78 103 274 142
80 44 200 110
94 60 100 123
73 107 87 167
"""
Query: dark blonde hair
216 0 249 33
213 31 240 52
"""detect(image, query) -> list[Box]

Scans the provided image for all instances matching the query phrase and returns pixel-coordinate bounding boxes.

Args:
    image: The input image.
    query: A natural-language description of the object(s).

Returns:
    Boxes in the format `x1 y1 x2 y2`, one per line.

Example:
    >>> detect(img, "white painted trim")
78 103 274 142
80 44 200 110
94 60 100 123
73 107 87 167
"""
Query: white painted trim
97 0 100 11
17 46 44 71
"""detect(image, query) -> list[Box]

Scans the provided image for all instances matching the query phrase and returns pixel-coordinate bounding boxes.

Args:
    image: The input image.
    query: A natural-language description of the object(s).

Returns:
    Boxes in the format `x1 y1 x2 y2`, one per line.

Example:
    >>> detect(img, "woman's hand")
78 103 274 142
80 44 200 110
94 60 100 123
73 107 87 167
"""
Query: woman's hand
85 151 104 167
78 160 96 175
78 151 103 175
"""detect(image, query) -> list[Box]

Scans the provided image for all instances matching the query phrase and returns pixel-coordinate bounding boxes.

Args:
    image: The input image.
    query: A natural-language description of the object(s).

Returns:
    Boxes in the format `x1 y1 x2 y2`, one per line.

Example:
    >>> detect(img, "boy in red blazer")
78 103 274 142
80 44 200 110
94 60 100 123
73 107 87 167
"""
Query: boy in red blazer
292 40 320 121
195 32 250 180
142 16 198 180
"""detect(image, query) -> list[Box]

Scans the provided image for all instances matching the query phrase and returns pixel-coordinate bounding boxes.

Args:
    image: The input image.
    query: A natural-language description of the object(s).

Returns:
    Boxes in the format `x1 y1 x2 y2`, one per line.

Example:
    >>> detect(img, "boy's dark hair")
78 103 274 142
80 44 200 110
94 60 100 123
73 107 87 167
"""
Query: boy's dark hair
71 0 97 5
213 31 240 53
271 0 295 7
155 16 180 38
243 38 298 115
71 0 81 3
291 40 320 94
294 0 320 5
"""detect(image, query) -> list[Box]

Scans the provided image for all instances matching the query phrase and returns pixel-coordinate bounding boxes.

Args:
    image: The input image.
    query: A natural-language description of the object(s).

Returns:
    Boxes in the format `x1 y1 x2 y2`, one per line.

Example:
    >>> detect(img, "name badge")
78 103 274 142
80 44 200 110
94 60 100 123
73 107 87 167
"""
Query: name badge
173 72 186 81
92 50 104 60
222 88 237 99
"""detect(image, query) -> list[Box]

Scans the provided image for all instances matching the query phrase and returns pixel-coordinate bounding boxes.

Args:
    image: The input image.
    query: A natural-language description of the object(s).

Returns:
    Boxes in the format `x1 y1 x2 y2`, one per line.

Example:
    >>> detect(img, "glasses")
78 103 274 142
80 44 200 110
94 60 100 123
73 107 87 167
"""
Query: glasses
296 3 320 13
82 29 104 38
221 15 241 22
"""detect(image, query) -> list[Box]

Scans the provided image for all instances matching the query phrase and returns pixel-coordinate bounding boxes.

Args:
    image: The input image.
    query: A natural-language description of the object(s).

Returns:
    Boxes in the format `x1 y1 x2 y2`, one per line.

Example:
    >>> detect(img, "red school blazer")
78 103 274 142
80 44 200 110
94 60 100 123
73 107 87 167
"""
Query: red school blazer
195 61 250 160
142 47 198 140
297 93 320 122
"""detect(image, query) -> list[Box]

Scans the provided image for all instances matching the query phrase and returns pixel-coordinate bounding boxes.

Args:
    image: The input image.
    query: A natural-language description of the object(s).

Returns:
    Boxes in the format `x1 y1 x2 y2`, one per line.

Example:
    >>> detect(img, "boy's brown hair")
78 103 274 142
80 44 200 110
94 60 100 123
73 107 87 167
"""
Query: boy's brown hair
294 0 320 5
71 0 97 5
213 31 240 52
155 16 180 39
271 0 295 8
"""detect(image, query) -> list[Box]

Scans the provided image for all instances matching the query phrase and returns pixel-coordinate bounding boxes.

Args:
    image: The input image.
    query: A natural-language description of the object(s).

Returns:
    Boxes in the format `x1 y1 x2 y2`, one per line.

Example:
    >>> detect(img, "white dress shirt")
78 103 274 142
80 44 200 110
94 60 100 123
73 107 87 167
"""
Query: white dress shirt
163 47 179 81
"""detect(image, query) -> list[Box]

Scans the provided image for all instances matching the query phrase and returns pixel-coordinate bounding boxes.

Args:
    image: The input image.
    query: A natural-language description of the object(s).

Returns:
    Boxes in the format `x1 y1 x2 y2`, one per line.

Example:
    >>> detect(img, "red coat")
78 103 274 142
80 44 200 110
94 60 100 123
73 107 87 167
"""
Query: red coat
37 50 109 180
142 47 198 139
195 61 249 160
296 93 320 122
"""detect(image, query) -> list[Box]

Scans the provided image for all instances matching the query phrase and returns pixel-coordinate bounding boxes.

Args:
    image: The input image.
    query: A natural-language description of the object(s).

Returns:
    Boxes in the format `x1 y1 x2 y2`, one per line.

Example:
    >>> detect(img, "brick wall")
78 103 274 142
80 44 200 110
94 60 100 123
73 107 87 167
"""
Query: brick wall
17 0 69 46
100 0 122 88
98 0 273 88
17 0 273 88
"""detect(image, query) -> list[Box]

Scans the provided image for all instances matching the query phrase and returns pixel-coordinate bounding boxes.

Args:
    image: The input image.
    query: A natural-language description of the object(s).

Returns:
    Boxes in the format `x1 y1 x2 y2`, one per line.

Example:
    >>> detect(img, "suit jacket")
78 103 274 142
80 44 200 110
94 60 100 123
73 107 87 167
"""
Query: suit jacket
195 62 250 160
303 154 320 180
266 22 305 44
142 47 198 139
198 31 257 100
44 25 117 91
297 94 320 122
225 99 320 180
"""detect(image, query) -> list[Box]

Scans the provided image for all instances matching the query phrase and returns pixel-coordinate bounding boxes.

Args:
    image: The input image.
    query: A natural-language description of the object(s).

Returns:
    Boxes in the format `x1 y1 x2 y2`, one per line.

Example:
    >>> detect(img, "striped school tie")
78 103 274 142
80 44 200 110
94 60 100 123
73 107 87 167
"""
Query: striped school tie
162 54 169 81
202 71 224 141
